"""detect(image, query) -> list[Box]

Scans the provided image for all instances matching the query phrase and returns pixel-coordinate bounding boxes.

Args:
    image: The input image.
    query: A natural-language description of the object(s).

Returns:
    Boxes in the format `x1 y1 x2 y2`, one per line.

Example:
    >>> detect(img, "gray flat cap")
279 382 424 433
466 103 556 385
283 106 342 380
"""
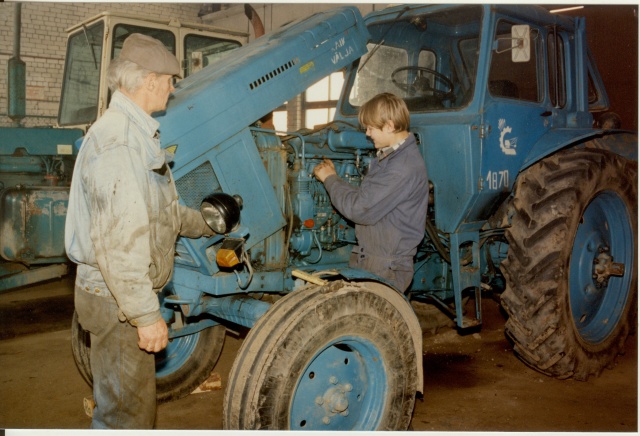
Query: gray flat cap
120 33 181 77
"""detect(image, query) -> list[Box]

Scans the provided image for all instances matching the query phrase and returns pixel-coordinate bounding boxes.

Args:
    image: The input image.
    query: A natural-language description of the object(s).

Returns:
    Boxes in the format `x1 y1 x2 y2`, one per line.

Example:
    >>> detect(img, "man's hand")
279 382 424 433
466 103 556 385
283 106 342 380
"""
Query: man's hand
137 318 169 353
313 158 337 183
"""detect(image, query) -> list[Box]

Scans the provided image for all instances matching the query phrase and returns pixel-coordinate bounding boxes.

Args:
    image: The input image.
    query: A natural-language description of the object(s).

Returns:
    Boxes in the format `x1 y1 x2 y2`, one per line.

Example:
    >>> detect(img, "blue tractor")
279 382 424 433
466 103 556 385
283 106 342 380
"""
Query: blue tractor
69 4 636 430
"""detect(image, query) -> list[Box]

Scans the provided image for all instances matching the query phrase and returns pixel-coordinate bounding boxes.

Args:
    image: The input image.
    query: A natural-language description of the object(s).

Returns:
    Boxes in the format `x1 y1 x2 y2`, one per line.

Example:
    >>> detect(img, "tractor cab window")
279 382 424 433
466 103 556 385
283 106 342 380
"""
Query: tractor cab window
547 31 566 108
349 44 410 106
489 20 541 102
111 24 176 59
184 34 241 77
58 23 176 127
586 54 610 112
58 21 104 126
346 5 483 113
107 25 176 106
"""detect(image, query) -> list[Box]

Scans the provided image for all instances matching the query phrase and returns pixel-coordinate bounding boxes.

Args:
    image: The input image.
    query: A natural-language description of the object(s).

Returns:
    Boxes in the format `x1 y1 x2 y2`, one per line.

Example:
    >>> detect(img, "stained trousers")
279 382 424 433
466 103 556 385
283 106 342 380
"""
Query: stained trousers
349 247 414 292
75 286 156 429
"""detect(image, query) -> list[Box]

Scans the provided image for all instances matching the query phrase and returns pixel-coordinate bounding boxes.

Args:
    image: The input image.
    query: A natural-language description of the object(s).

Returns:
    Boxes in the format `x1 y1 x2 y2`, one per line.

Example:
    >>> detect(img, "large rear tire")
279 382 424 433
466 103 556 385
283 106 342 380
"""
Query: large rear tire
223 281 419 430
501 149 637 380
71 313 226 403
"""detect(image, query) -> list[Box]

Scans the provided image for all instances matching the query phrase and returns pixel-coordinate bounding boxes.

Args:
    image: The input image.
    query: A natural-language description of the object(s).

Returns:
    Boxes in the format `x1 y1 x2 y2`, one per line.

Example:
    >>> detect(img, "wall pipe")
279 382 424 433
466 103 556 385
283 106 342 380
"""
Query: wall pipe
8 2 26 125
13 3 21 58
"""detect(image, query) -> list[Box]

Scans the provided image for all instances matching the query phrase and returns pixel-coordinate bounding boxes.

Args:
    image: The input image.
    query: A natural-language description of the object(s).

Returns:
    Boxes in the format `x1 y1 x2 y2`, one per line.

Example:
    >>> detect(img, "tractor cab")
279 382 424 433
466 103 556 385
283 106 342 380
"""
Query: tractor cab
57 11 247 130
336 4 612 234
342 4 609 118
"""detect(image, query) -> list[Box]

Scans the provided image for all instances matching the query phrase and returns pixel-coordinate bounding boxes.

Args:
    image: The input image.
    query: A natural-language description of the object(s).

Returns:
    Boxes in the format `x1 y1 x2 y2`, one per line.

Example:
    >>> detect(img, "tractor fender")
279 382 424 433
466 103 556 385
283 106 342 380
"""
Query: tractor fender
581 130 638 161
521 129 638 171
334 266 397 288
359 281 424 394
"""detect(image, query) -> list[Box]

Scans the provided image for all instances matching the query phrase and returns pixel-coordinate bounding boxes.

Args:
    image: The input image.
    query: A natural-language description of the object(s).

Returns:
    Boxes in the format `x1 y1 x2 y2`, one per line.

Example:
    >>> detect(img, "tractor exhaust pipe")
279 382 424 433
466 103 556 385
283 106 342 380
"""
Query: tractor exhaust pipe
244 3 265 38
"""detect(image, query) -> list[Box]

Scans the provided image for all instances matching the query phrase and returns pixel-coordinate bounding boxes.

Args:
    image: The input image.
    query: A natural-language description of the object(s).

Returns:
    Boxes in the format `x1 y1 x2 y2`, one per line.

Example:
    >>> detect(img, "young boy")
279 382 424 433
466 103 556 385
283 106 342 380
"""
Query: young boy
313 92 429 291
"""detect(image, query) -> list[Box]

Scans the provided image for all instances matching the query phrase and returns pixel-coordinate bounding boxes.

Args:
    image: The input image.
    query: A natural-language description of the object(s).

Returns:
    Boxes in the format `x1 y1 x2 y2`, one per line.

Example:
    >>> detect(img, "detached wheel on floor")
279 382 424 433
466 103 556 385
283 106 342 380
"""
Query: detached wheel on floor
223 281 420 430
71 312 226 403
501 149 637 380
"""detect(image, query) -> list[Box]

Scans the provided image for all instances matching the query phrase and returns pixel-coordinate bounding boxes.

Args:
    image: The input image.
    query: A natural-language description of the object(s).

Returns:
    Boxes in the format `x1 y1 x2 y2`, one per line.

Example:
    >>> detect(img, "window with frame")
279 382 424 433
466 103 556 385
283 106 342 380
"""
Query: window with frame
547 30 566 108
112 24 176 59
184 34 241 77
269 71 345 133
302 71 344 130
349 44 410 107
489 20 541 102
271 107 288 132
58 21 105 126
107 25 176 107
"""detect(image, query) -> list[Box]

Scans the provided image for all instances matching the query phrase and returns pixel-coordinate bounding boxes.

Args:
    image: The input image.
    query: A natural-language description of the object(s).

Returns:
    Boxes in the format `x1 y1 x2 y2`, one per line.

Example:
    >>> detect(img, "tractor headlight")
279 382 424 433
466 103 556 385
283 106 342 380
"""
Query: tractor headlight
200 193 242 234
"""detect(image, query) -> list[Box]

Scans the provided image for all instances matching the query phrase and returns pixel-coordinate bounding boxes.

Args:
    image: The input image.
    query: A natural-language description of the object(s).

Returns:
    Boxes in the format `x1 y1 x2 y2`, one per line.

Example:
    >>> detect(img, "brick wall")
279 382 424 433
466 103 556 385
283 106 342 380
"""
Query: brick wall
0 2 203 128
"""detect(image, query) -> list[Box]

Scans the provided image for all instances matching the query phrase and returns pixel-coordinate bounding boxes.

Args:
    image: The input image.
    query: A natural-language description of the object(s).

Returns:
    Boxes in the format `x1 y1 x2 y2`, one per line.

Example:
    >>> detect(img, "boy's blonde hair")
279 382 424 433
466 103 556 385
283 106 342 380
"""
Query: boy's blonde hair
358 93 410 132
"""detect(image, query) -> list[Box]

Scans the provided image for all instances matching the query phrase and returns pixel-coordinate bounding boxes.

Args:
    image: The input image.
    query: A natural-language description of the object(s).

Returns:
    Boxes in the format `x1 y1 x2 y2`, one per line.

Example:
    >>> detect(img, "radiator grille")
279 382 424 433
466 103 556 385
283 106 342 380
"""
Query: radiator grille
175 161 221 209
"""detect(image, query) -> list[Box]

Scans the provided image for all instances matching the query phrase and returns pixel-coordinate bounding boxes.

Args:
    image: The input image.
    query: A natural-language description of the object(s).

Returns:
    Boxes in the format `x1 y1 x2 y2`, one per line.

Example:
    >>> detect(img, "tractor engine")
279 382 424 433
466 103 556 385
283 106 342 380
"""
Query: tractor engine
251 129 369 267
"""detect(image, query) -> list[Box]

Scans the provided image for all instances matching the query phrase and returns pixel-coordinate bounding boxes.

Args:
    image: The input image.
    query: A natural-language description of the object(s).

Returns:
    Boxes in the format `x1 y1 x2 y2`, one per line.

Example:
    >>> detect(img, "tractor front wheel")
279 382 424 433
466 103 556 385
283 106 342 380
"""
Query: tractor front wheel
223 281 419 430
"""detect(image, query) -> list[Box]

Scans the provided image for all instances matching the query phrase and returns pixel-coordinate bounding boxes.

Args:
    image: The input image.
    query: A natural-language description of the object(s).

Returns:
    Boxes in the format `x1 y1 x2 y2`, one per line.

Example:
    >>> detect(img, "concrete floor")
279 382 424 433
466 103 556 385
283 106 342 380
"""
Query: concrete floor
0 276 637 431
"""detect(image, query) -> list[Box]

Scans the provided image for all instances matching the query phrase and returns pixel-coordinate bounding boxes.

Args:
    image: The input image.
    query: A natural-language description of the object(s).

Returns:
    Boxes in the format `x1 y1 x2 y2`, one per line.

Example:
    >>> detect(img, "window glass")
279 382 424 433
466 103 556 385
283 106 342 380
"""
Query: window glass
459 38 479 82
587 70 601 105
184 34 241 77
307 72 343 102
547 32 566 107
272 110 287 132
345 5 483 113
58 21 104 126
106 25 175 106
489 20 540 102
305 108 337 130
349 44 409 106
111 24 176 59
304 72 344 128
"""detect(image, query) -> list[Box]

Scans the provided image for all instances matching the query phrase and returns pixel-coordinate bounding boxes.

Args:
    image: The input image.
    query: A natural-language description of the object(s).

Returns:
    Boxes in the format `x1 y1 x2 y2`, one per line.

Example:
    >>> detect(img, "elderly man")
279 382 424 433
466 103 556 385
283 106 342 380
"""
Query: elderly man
65 34 212 429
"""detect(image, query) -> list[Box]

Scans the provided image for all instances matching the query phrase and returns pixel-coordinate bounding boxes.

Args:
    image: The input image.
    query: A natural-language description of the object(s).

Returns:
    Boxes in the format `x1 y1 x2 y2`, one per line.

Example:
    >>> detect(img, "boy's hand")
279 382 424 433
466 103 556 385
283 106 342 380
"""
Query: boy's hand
313 158 336 183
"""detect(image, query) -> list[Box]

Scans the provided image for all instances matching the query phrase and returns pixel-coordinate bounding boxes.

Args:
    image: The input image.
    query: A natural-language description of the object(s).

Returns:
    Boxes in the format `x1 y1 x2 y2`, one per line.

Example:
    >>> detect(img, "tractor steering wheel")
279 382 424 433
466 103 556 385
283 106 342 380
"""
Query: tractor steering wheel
391 66 454 100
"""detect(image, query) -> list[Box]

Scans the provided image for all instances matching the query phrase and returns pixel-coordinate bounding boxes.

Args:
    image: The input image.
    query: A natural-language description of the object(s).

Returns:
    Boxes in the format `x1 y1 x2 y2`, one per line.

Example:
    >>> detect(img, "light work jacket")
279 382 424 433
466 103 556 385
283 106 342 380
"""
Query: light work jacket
65 91 208 327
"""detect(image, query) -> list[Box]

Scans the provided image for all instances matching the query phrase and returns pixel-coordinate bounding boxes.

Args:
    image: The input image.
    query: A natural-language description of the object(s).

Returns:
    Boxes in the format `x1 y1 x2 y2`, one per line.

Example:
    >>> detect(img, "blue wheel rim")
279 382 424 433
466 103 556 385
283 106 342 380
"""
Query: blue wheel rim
569 190 634 344
289 336 387 430
155 332 199 378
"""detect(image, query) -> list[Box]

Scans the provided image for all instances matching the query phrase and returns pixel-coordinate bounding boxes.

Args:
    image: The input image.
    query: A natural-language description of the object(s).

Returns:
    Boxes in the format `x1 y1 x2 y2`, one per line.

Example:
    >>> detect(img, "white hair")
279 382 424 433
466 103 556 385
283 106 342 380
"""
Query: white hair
107 58 153 94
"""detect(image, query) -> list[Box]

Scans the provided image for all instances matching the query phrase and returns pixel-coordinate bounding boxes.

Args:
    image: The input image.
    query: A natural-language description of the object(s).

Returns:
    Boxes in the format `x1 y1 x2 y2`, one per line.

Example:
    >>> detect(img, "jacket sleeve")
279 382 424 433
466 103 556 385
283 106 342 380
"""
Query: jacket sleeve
84 140 160 327
323 165 407 226
178 205 214 238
